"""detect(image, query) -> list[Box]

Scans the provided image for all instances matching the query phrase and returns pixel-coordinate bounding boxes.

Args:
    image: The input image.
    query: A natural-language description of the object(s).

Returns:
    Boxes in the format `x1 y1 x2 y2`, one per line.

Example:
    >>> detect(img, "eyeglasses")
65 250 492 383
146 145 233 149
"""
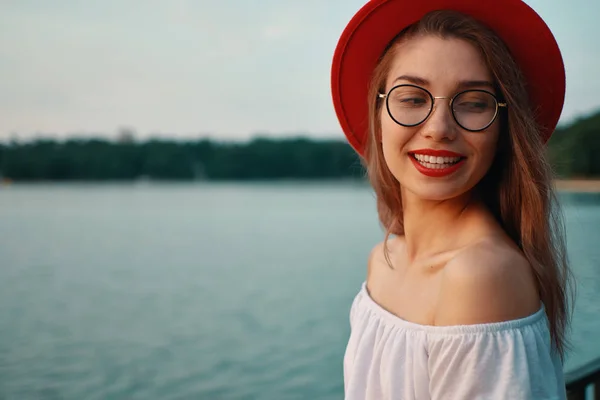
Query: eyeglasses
378 84 507 132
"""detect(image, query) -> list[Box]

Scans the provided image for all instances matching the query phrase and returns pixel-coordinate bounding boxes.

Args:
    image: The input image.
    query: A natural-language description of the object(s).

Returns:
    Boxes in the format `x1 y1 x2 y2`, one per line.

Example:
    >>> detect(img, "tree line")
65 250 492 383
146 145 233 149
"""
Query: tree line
1 110 599 181
0 137 363 181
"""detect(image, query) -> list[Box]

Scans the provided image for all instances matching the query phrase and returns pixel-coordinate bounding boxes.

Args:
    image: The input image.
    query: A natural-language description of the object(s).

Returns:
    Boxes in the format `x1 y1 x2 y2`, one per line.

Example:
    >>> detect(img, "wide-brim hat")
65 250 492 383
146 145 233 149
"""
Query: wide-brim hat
331 0 565 156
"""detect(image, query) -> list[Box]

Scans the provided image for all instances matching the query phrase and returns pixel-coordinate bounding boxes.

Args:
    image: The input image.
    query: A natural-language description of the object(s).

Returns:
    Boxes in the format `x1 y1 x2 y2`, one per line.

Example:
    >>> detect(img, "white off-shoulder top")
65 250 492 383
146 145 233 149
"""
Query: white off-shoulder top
344 282 566 400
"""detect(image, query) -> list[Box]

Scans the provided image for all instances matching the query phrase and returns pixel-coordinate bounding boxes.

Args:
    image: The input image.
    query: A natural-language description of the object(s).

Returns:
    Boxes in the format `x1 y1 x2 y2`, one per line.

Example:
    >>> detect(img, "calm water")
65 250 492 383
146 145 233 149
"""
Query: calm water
0 183 599 400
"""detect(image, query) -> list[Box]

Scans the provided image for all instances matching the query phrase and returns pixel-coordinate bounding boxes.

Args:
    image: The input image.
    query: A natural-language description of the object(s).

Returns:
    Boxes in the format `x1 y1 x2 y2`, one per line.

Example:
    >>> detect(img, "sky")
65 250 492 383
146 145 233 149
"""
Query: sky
1 0 599 142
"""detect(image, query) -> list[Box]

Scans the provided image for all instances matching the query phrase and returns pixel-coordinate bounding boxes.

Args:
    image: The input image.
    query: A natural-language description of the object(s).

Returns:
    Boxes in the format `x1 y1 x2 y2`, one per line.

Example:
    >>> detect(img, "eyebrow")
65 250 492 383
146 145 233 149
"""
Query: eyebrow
393 75 496 90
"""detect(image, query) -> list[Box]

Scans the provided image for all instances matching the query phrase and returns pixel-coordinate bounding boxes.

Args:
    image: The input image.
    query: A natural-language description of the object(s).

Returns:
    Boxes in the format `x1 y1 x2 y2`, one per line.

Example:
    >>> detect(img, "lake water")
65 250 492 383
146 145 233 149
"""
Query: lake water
0 183 599 400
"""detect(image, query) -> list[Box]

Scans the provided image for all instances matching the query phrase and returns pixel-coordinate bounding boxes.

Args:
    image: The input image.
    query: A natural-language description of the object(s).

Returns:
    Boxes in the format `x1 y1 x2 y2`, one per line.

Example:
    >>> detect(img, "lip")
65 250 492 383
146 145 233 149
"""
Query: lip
408 149 467 178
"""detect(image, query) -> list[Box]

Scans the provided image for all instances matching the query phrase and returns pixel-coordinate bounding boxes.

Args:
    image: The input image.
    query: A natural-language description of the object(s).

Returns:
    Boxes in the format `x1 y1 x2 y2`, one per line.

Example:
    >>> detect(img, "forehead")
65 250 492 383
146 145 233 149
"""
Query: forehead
386 35 492 90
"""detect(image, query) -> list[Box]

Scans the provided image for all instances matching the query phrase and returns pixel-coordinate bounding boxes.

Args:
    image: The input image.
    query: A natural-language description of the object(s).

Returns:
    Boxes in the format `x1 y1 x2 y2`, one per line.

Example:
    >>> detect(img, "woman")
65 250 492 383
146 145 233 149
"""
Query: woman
330 1 573 399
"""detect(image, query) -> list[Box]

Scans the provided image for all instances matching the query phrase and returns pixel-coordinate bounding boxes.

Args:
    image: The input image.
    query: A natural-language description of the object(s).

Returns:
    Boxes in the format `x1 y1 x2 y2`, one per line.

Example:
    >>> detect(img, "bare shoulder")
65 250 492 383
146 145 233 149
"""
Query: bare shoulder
366 236 404 289
434 237 540 326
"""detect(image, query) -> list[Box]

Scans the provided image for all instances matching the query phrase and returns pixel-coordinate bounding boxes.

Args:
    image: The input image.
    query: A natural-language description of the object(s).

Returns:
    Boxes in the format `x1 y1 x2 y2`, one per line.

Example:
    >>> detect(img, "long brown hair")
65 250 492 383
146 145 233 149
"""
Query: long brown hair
363 10 573 358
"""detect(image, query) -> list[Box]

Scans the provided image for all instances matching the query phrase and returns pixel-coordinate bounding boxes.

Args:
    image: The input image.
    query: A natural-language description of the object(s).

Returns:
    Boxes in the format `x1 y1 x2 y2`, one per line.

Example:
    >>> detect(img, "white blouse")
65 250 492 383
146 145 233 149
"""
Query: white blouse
344 282 566 400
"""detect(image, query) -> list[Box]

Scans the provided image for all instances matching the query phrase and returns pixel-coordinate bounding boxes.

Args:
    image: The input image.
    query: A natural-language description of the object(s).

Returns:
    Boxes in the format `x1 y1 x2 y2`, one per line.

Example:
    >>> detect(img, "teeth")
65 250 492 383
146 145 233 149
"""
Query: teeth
413 154 461 164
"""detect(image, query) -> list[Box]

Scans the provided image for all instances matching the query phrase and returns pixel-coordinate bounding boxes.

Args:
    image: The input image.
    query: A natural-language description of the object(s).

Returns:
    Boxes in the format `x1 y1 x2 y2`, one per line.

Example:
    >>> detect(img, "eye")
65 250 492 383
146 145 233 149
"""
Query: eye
457 101 488 110
400 97 427 107
391 90 429 108
454 92 495 113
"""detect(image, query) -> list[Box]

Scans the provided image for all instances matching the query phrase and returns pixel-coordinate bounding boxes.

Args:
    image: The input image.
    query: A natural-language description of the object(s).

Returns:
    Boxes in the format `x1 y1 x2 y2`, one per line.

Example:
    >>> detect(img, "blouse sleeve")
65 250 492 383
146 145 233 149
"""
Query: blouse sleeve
426 321 566 400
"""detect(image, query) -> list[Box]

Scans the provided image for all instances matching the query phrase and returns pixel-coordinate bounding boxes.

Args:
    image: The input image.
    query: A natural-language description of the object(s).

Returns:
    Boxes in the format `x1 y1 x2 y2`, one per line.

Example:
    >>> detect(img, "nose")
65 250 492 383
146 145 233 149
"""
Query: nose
420 99 458 141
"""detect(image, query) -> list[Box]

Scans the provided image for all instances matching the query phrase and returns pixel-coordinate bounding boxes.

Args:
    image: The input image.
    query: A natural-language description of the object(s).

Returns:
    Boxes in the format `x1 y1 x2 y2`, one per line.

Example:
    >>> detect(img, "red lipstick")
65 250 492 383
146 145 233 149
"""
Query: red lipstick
408 149 466 178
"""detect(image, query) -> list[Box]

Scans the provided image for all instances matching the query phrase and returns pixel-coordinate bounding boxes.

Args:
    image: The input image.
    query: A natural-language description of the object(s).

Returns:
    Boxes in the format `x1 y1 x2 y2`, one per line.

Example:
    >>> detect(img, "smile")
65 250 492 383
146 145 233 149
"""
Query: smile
412 154 462 169
408 150 467 177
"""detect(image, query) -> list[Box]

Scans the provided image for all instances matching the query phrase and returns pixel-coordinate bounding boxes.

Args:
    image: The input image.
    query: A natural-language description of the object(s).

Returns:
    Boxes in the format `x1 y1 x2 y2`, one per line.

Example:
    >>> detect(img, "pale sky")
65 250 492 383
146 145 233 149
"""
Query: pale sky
1 0 599 141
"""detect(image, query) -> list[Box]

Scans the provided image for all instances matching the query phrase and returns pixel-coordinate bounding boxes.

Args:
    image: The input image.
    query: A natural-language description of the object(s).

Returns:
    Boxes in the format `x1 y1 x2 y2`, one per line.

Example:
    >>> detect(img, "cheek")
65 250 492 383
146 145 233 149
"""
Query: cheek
381 125 405 164
380 111 396 154
484 124 501 156
479 137 498 159
473 127 501 170
380 111 411 150
380 123 414 181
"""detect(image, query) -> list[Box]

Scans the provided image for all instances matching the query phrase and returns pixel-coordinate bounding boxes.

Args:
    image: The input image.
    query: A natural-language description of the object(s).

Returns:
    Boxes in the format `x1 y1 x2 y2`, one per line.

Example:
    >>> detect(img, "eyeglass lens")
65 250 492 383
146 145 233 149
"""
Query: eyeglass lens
386 85 498 131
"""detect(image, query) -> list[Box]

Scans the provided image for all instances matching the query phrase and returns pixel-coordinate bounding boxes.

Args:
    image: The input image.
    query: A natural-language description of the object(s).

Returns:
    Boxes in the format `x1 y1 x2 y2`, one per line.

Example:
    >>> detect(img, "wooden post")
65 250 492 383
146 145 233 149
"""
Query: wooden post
567 386 586 400
566 357 600 400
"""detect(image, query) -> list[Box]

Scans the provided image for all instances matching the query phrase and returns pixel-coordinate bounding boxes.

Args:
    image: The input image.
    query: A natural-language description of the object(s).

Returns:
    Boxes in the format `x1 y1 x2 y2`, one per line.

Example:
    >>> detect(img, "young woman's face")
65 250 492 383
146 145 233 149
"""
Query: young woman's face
380 35 501 201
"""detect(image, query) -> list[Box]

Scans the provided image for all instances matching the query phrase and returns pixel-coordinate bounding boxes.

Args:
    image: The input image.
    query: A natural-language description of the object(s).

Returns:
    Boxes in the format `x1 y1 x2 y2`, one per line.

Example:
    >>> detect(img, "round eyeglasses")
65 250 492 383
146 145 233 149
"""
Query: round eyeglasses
378 84 507 132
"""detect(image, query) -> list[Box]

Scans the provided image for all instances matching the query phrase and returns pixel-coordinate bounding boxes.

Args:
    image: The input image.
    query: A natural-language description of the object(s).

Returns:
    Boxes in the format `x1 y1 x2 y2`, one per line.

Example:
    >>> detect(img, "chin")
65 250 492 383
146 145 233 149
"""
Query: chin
404 182 471 202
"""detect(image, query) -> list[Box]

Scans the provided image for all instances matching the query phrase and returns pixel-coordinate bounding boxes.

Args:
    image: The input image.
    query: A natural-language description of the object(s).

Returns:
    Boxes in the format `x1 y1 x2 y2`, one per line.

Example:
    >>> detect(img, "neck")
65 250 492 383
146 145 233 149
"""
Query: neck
401 188 481 263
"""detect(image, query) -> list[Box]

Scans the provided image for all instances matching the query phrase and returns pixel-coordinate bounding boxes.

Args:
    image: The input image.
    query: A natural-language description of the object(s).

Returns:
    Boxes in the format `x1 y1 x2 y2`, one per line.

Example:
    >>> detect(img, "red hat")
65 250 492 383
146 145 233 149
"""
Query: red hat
331 0 566 156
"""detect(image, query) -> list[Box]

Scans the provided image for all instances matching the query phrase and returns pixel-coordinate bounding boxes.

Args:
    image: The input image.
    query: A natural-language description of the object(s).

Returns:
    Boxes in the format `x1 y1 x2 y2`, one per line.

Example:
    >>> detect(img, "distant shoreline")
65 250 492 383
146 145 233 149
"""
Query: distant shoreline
2 178 600 192
555 179 600 193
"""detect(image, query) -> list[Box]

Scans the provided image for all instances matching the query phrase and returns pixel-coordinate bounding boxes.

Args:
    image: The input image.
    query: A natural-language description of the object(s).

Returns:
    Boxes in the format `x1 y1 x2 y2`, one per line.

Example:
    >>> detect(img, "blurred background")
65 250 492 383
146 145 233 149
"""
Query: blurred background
1 1 600 399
